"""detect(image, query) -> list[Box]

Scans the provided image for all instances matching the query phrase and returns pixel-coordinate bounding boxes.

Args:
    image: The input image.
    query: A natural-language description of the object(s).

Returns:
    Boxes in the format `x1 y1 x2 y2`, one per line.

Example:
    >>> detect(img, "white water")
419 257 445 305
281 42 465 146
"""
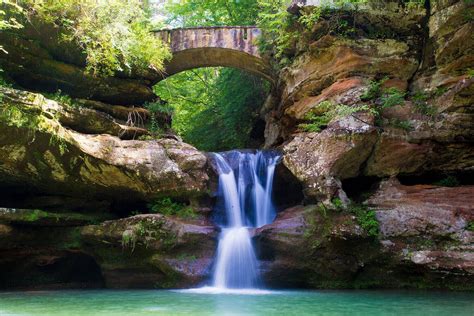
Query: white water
210 151 280 290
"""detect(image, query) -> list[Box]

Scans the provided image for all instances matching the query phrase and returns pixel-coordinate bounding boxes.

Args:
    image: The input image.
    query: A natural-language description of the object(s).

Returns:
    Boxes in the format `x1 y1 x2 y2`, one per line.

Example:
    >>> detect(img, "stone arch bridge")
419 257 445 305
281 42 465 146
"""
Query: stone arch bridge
153 26 274 83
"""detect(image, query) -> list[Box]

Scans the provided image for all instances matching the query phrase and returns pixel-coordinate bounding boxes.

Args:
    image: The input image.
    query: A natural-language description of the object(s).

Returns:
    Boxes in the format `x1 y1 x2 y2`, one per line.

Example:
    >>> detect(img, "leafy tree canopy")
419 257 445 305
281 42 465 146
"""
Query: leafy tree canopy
18 0 171 77
165 0 259 27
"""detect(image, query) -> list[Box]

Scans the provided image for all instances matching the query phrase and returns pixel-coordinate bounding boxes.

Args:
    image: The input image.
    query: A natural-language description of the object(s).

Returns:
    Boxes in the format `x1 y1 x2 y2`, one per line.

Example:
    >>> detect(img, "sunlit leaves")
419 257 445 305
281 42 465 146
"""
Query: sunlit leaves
24 0 171 77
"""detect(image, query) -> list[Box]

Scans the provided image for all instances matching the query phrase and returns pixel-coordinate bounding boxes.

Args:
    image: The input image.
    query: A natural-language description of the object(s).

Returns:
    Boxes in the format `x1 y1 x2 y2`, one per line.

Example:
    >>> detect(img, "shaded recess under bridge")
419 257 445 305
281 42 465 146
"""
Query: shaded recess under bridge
153 26 274 83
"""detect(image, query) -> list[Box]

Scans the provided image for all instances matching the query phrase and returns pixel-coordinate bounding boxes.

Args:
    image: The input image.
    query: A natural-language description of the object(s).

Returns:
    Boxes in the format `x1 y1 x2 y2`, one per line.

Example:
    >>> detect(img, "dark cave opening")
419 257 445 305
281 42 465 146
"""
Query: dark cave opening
0 250 104 290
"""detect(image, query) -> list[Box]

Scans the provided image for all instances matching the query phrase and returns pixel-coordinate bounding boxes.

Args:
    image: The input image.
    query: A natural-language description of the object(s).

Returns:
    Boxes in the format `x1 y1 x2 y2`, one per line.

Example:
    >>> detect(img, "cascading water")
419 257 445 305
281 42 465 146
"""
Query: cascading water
211 150 280 290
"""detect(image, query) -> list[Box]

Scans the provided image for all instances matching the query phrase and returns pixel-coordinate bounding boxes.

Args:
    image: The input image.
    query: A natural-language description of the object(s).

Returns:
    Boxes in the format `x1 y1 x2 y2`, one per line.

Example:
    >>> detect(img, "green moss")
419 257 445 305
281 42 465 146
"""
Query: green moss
303 204 333 250
49 133 69 155
61 228 83 249
467 68 474 79
24 209 45 222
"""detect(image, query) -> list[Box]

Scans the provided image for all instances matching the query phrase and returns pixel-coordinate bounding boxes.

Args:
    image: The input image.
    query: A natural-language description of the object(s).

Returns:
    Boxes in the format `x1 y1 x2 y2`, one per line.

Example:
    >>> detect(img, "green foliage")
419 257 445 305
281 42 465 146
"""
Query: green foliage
257 0 299 61
467 68 474 79
360 78 408 122
434 86 448 97
165 0 259 26
0 1 23 53
0 103 38 129
299 101 369 133
360 77 387 102
390 118 412 131
257 0 368 63
0 69 12 88
405 0 425 9
143 100 173 139
148 197 196 219
380 87 405 109
23 0 171 77
467 221 474 232
49 133 69 156
44 90 77 108
411 91 437 117
122 218 177 252
144 101 174 115
348 204 379 237
298 7 322 29
433 176 460 187
155 68 269 151
157 2 269 151
330 198 379 237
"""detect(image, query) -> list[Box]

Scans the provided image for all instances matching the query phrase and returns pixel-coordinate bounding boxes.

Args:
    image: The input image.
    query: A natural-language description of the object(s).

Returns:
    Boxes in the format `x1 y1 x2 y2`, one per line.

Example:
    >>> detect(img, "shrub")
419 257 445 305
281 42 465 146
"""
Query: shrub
299 101 369 133
44 90 77 108
433 176 460 187
390 118 412 131
348 204 379 237
380 87 405 109
330 199 379 238
148 198 197 219
412 91 437 117
467 221 474 232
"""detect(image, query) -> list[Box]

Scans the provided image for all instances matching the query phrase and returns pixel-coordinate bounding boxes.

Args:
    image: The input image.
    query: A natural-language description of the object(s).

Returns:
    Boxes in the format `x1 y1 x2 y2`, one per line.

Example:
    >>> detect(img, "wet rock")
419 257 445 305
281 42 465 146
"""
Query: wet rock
0 208 113 227
80 214 217 288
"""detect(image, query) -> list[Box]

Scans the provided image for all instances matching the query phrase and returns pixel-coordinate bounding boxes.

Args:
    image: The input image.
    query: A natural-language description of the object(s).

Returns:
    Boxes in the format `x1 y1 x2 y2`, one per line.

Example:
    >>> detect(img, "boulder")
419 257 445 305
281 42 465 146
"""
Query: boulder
80 214 217 288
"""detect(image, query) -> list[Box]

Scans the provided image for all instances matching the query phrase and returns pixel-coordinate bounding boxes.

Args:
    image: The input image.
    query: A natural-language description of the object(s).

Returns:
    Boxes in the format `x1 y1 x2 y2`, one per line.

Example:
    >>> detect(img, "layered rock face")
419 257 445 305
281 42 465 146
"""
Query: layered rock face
0 210 216 289
258 0 474 289
256 178 473 289
0 87 209 212
0 0 472 291
0 15 159 105
0 88 214 289
262 0 473 202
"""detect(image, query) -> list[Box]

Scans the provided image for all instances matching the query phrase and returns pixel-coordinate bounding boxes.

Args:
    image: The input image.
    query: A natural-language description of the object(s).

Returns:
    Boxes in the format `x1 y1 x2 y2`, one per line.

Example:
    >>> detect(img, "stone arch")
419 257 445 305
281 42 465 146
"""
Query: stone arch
154 27 274 83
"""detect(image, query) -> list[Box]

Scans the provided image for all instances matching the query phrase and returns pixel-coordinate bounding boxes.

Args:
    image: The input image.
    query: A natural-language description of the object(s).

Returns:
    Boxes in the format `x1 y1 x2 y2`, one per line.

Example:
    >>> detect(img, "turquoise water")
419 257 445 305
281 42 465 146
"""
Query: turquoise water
0 289 473 316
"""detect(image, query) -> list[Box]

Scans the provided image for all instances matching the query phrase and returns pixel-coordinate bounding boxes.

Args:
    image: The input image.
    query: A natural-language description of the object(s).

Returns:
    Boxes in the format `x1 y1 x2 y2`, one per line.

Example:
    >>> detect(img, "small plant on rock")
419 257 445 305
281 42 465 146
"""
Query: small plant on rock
433 175 460 187
45 90 78 108
148 197 197 219
299 101 369 133
467 221 474 232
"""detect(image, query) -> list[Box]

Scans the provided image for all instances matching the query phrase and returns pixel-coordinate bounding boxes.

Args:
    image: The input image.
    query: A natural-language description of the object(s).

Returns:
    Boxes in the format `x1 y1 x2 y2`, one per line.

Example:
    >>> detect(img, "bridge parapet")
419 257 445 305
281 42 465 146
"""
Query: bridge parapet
153 27 273 83
155 26 262 56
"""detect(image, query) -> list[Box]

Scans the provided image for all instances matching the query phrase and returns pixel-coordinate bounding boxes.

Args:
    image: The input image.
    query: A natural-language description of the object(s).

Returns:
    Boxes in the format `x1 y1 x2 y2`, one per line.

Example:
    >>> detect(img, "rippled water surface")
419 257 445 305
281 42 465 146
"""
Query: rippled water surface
0 289 473 316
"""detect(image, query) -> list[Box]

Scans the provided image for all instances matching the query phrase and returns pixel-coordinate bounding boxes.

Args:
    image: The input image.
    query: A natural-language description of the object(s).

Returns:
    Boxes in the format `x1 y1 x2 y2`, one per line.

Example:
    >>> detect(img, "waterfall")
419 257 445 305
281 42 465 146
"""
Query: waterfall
211 150 280 289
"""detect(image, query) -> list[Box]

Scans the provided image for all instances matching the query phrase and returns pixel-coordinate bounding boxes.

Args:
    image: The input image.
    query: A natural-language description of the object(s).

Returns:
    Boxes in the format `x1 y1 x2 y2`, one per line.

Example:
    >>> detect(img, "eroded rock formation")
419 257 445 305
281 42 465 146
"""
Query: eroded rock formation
0 87 209 212
0 0 472 291
263 0 473 202
256 0 473 289
256 179 474 289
